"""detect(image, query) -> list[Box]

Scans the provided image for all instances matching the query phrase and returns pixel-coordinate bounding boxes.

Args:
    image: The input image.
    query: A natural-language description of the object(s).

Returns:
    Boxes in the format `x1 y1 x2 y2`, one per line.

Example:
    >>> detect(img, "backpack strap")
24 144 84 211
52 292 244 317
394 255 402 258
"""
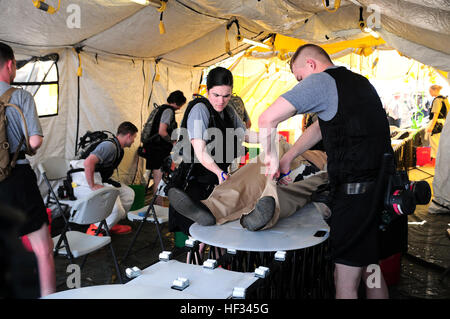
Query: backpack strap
0 87 17 104
0 88 32 155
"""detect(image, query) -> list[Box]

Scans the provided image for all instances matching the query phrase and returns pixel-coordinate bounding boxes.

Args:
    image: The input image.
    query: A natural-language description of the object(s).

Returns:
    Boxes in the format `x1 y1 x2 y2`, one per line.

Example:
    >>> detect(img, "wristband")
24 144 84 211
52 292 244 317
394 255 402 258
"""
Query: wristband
221 171 228 181
278 170 292 179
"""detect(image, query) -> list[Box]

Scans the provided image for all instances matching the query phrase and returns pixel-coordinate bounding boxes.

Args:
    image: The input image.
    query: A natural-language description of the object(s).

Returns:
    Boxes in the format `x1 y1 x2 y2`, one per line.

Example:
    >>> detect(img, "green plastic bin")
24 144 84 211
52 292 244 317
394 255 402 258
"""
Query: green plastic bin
129 184 146 211
175 232 189 248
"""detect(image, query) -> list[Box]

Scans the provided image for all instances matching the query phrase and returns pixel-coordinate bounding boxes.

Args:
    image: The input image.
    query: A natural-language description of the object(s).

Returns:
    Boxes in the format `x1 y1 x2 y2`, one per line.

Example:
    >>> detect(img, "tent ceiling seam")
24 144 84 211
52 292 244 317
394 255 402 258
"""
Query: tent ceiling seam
174 0 262 35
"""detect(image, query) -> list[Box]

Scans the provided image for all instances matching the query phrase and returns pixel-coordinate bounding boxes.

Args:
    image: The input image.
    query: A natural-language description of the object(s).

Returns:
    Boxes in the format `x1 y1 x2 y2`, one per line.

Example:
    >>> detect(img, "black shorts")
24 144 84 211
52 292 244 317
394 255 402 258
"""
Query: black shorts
0 164 48 237
143 140 172 170
329 188 380 267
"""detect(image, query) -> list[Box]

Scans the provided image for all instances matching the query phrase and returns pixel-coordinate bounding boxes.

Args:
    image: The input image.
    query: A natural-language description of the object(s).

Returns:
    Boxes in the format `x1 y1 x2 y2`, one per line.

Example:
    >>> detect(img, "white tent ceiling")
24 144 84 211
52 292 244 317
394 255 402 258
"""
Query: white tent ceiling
1 0 449 69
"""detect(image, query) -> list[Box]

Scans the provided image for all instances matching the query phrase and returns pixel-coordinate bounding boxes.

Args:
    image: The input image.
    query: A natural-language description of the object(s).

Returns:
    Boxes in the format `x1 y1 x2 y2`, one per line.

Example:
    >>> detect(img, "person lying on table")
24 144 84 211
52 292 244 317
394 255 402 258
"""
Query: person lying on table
169 136 329 231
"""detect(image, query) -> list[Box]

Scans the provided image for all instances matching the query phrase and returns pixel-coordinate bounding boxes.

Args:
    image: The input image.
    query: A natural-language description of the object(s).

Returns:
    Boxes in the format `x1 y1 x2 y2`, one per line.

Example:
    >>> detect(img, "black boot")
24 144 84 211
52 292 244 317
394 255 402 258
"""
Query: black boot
240 196 275 231
168 188 216 226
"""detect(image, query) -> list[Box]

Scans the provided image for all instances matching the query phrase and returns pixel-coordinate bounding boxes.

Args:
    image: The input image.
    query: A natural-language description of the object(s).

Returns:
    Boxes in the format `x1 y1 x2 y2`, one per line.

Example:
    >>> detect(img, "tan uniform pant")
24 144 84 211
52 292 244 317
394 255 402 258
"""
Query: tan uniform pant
201 149 328 230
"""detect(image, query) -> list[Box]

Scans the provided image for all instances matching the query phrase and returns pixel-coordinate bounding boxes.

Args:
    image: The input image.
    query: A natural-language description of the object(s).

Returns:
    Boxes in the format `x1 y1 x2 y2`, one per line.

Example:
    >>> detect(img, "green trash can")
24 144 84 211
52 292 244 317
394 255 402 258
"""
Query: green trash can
175 232 188 248
129 184 146 211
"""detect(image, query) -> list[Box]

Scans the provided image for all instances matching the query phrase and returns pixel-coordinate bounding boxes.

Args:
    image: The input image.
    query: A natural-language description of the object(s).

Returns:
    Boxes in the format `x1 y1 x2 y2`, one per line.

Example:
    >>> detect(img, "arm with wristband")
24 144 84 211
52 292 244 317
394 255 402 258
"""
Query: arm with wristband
191 138 229 184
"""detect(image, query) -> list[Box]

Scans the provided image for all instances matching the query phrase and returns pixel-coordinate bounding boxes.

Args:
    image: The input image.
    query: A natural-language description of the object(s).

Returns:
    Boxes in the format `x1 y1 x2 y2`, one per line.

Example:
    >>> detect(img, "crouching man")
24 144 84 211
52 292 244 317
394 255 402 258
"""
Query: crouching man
70 122 138 235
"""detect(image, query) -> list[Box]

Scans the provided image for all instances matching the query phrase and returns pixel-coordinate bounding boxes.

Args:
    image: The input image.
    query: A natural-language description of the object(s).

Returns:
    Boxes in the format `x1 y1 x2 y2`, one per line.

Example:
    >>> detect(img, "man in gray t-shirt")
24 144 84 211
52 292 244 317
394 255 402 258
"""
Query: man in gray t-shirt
143 91 187 205
0 42 55 297
71 122 138 235
281 66 339 122
0 82 43 164
90 139 120 168
258 44 390 299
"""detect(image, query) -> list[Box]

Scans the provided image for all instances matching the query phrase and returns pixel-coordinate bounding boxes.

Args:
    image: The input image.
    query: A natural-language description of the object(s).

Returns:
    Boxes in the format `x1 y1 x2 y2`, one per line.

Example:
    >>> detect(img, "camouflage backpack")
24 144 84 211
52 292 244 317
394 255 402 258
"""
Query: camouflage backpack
227 94 246 122
141 103 175 144
0 88 31 182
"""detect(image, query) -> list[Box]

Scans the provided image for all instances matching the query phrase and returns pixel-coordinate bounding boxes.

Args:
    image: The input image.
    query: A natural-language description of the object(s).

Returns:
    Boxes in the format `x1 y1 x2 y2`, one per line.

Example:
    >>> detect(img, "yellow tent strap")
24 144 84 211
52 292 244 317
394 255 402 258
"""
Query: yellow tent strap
32 0 60 14
225 18 242 56
322 0 341 13
158 0 168 34
153 60 161 82
225 27 231 55
73 48 82 77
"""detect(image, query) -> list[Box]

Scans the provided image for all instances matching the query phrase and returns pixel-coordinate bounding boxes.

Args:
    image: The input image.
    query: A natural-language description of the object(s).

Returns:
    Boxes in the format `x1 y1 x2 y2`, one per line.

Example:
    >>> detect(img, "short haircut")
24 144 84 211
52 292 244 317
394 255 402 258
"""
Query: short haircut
206 66 233 90
117 121 138 136
0 42 15 68
167 90 187 106
289 44 332 71
430 85 442 92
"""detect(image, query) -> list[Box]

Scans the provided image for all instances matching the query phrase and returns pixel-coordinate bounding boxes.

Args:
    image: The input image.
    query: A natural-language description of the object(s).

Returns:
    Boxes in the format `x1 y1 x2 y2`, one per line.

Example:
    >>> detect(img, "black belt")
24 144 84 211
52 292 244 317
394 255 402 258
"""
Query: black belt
10 151 26 160
337 181 375 195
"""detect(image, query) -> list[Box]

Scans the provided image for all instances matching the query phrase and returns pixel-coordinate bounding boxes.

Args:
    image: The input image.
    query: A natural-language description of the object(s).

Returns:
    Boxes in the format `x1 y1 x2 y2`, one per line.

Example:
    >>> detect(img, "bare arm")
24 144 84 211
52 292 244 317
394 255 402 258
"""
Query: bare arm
158 122 172 142
191 138 228 184
83 154 103 190
258 96 297 179
28 135 43 155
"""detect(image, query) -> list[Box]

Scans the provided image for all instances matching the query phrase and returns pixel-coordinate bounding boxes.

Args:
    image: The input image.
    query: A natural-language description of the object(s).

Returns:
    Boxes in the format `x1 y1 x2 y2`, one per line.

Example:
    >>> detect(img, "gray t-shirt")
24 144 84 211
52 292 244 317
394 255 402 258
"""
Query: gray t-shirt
160 108 174 125
187 102 245 140
0 82 43 164
91 140 118 166
281 66 339 121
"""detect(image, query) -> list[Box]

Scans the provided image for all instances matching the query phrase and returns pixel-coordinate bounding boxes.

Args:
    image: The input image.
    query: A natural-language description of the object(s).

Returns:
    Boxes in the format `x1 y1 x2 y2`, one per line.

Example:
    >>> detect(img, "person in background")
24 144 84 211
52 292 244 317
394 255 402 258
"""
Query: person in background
0 42 55 297
228 94 252 129
428 86 450 215
70 122 138 235
141 91 186 205
426 85 448 160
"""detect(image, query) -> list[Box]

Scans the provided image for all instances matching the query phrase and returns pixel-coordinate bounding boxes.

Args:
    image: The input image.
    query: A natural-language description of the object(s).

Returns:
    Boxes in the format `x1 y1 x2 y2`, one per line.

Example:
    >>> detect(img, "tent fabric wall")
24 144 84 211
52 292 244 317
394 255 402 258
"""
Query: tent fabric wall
28 48 202 188
379 29 450 74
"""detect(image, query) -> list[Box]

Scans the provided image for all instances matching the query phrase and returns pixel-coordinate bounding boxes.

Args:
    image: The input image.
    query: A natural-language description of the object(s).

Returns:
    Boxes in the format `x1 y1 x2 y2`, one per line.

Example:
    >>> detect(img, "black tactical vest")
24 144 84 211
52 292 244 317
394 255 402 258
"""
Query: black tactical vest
432 95 448 119
150 104 177 138
179 97 239 184
318 67 393 186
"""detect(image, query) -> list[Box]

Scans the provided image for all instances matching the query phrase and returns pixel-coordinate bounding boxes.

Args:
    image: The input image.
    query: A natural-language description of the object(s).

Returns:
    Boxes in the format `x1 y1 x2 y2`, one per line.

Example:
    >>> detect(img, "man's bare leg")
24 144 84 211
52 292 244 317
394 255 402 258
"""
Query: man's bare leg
334 263 363 299
27 223 56 297
152 169 164 206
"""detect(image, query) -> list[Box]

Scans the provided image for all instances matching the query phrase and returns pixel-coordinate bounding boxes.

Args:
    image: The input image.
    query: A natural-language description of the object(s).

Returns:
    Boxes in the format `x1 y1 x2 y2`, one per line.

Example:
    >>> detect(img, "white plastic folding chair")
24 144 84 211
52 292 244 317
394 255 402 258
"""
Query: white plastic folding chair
122 194 169 263
38 157 73 224
52 187 123 283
